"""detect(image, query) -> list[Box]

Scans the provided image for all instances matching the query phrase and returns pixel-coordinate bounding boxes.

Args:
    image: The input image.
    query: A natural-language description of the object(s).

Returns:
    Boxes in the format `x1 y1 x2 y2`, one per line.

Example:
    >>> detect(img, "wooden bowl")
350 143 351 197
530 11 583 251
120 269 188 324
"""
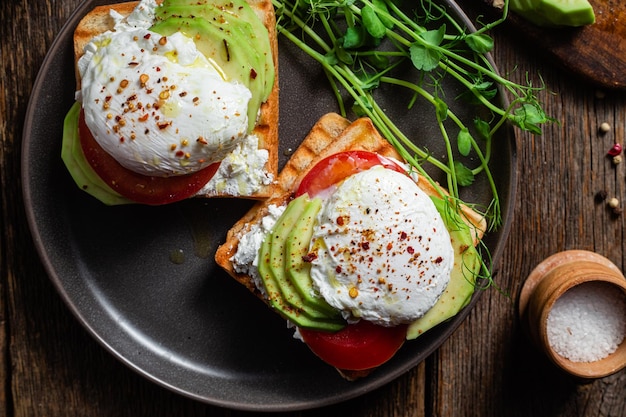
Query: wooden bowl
519 250 626 379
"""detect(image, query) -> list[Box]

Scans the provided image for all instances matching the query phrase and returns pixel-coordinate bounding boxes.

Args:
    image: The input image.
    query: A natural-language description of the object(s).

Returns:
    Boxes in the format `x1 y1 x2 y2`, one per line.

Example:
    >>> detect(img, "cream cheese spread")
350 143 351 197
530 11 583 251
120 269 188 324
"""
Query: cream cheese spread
197 134 273 197
231 203 286 295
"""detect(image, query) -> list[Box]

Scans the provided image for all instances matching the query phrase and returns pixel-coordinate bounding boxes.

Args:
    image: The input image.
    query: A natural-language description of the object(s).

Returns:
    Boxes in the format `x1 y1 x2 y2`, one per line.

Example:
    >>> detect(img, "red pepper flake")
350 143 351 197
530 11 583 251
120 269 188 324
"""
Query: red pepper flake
157 121 172 130
250 68 257 80
143 33 151 39
434 256 443 264
335 266 342 274
175 150 184 157
407 246 415 254
400 231 408 240
302 252 318 263
336 216 345 226
361 241 370 250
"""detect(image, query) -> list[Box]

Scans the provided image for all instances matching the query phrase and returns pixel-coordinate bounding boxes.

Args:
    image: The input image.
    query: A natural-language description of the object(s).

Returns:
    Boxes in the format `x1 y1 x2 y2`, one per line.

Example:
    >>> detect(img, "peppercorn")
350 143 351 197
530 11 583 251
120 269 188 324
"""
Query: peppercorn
607 197 620 209
607 143 622 157
613 155 622 165
595 190 608 203
599 122 611 133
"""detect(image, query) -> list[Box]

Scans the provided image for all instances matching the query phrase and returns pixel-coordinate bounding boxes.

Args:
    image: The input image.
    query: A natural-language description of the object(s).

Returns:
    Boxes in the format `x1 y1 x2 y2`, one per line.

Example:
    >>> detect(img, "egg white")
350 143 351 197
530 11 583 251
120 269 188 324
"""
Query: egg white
309 166 454 326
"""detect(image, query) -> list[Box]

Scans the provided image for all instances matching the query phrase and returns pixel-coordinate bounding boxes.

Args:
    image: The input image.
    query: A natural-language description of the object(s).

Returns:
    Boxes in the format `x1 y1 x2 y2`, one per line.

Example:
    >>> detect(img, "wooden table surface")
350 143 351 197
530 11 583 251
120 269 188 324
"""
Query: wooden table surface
2 0 626 415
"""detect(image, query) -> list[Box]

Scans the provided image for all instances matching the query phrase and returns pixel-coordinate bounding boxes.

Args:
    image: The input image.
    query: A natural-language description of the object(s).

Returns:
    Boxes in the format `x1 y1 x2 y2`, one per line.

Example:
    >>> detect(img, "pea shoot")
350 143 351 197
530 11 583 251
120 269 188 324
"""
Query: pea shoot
273 0 554 283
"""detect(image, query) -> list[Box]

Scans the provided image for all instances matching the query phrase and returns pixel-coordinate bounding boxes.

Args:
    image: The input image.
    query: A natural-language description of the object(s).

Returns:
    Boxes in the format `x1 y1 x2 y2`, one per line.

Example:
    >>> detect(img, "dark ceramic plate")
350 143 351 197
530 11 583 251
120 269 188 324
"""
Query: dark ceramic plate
22 0 516 411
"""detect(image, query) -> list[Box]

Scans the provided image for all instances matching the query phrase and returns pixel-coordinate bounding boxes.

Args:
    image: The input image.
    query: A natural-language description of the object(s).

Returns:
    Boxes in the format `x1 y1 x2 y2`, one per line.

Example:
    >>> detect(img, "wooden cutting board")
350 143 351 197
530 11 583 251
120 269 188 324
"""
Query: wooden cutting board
480 0 626 90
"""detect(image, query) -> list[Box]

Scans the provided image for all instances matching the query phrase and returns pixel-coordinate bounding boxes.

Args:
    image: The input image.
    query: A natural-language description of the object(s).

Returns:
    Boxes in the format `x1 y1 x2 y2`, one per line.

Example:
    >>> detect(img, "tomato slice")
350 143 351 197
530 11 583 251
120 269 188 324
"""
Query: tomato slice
78 111 219 205
296 150 407 198
299 321 408 371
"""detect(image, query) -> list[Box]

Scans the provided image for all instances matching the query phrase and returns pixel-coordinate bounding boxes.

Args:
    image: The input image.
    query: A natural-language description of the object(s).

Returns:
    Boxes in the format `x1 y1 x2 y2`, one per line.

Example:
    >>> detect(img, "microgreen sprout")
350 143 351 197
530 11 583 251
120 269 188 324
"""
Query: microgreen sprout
273 0 555 282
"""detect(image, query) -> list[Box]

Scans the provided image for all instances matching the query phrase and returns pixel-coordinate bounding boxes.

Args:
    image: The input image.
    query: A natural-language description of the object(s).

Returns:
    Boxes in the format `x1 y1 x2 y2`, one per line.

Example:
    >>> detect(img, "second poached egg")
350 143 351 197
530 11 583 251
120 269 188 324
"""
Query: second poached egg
77 0 252 177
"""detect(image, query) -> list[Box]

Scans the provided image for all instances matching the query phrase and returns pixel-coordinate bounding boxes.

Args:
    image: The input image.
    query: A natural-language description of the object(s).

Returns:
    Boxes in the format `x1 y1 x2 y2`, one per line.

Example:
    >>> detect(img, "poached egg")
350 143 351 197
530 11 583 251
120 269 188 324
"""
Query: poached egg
308 166 454 326
76 0 253 177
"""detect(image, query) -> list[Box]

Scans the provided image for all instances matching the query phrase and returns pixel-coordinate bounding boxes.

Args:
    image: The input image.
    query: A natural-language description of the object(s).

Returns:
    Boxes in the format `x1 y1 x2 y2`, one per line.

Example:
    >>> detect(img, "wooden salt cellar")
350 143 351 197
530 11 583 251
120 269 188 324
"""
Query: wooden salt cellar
519 250 626 379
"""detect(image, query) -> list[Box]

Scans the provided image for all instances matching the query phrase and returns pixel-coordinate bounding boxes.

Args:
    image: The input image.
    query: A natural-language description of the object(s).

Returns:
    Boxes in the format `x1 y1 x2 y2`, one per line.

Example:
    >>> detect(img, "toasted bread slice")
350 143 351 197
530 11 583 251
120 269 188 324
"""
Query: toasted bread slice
214 113 486 379
73 0 279 199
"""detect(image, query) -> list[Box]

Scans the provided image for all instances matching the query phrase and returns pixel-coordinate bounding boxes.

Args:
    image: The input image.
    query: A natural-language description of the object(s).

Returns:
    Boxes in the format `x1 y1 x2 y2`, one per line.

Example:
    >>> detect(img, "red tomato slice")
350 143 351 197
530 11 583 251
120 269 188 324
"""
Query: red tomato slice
296 150 407 198
299 321 408 371
78 111 219 205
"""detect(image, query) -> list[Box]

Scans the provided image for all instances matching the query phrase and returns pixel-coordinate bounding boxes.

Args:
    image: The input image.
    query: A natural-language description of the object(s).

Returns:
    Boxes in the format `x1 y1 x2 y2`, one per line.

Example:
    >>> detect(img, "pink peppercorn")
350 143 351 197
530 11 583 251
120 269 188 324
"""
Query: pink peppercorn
607 143 622 157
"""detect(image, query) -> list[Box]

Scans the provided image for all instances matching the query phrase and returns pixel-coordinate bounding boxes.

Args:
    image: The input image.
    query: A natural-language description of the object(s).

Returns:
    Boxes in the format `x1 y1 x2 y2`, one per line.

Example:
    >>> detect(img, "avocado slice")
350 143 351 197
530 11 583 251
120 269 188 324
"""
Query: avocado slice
267 196 344 320
257 196 345 331
284 196 341 317
157 0 271 45
61 102 133 205
153 0 275 130
406 197 482 339
509 0 595 27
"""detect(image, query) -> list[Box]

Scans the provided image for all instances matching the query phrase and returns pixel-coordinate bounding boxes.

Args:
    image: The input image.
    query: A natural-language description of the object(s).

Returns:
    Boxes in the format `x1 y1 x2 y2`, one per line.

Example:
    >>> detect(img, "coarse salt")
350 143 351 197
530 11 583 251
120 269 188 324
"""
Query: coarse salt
547 282 626 363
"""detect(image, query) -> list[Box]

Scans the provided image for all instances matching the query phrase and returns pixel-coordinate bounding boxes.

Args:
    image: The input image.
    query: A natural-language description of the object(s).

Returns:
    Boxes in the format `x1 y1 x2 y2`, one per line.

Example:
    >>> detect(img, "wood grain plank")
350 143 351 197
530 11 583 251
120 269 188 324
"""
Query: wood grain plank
3 0 626 416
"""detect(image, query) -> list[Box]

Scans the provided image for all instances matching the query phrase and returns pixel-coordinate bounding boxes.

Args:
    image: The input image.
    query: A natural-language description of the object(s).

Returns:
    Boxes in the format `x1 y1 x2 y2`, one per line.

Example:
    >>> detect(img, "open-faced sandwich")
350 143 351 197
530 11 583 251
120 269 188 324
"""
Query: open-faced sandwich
215 113 487 379
62 0 278 205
